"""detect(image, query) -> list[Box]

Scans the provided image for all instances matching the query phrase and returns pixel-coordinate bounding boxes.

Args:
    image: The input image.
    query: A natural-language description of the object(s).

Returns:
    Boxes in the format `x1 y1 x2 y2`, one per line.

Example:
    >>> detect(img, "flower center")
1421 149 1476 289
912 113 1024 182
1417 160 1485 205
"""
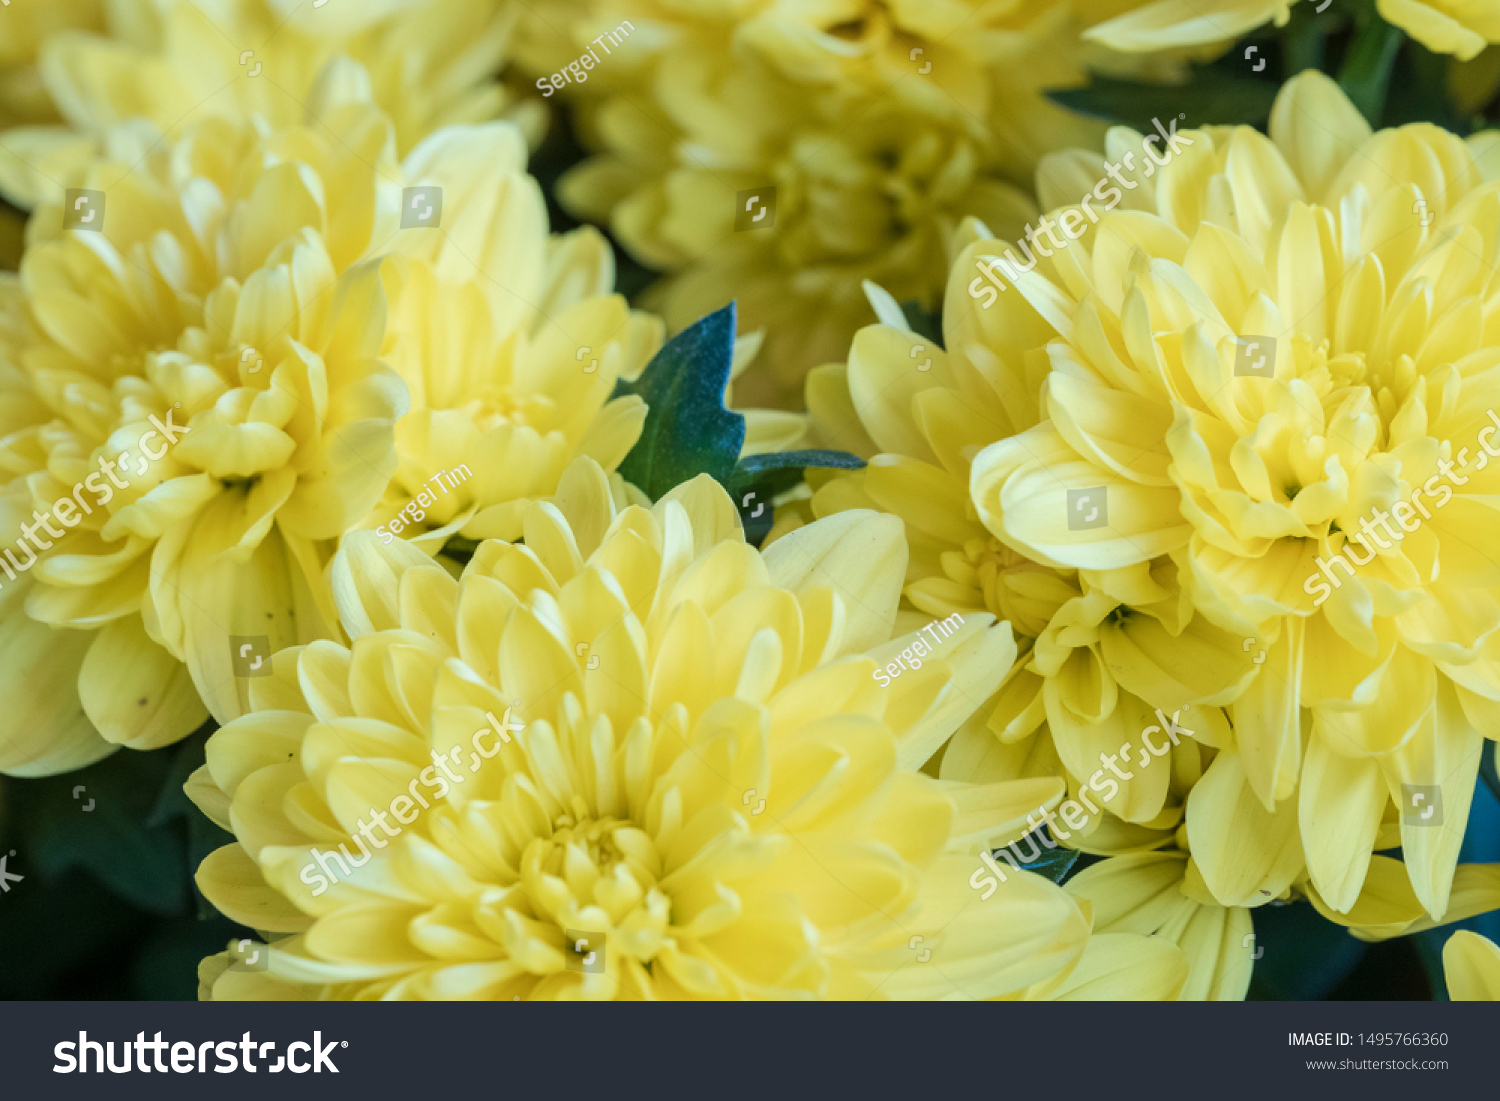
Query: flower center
1306 344 1418 443
458 388 555 432
517 807 670 962
945 536 1071 639
543 814 637 878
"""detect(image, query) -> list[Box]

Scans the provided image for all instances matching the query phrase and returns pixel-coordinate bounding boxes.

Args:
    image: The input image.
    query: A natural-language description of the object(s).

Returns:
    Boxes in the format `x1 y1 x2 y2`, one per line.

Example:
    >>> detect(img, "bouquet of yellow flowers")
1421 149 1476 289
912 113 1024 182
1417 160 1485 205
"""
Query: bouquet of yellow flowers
1 0 1499 1009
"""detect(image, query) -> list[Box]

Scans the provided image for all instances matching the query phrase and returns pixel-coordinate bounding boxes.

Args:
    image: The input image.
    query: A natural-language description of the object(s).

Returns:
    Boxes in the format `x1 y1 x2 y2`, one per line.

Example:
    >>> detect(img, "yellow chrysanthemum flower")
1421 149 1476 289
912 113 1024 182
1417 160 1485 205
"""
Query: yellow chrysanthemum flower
513 0 1219 406
803 267 1256 998
1061 852 1254 999
0 60 635 774
187 458 1099 1000
1443 929 1500 997
1088 0 1500 62
0 0 530 210
362 114 667 553
368 251 656 552
0 88 421 775
805 72 1500 992
962 70 1500 921
365 227 802 558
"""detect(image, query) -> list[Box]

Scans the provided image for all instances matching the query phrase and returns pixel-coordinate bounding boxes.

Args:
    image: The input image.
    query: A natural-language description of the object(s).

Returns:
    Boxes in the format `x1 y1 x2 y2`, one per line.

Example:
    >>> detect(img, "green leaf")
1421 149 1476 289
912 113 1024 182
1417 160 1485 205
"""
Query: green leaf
144 721 236 918
900 300 943 348
11 747 188 915
1482 744 1500 807
1245 900 1369 1000
731 449 866 497
1278 0 1352 74
1001 838 1080 885
1048 71 1278 131
1384 38 1468 132
613 303 864 542
614 303 746 501
729 449 866 545
1338 10 1404 126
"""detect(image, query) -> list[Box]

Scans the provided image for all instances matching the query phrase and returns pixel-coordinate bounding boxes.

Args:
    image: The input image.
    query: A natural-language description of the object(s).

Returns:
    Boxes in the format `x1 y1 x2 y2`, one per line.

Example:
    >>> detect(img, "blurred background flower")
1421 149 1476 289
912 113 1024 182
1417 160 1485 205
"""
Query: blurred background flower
1088 0 1500 61
0 0 102 132
0 0 538 211
510 0 1217 407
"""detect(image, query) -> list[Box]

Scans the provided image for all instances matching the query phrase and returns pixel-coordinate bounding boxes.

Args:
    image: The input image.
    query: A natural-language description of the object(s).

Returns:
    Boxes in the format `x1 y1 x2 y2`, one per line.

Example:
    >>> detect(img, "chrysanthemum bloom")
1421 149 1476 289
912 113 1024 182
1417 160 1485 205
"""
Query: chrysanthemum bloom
0 0 530 210
1444 929 1500 998
368 223 800 557
0 75 552 774
369 249 656 553
363 104 667 553
804 75 1500 987
515 0 1210 405
968 71 1500 921
187 458 1095 999
801 236 1260 997
804 260 1255 875
1087 0 1500 61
